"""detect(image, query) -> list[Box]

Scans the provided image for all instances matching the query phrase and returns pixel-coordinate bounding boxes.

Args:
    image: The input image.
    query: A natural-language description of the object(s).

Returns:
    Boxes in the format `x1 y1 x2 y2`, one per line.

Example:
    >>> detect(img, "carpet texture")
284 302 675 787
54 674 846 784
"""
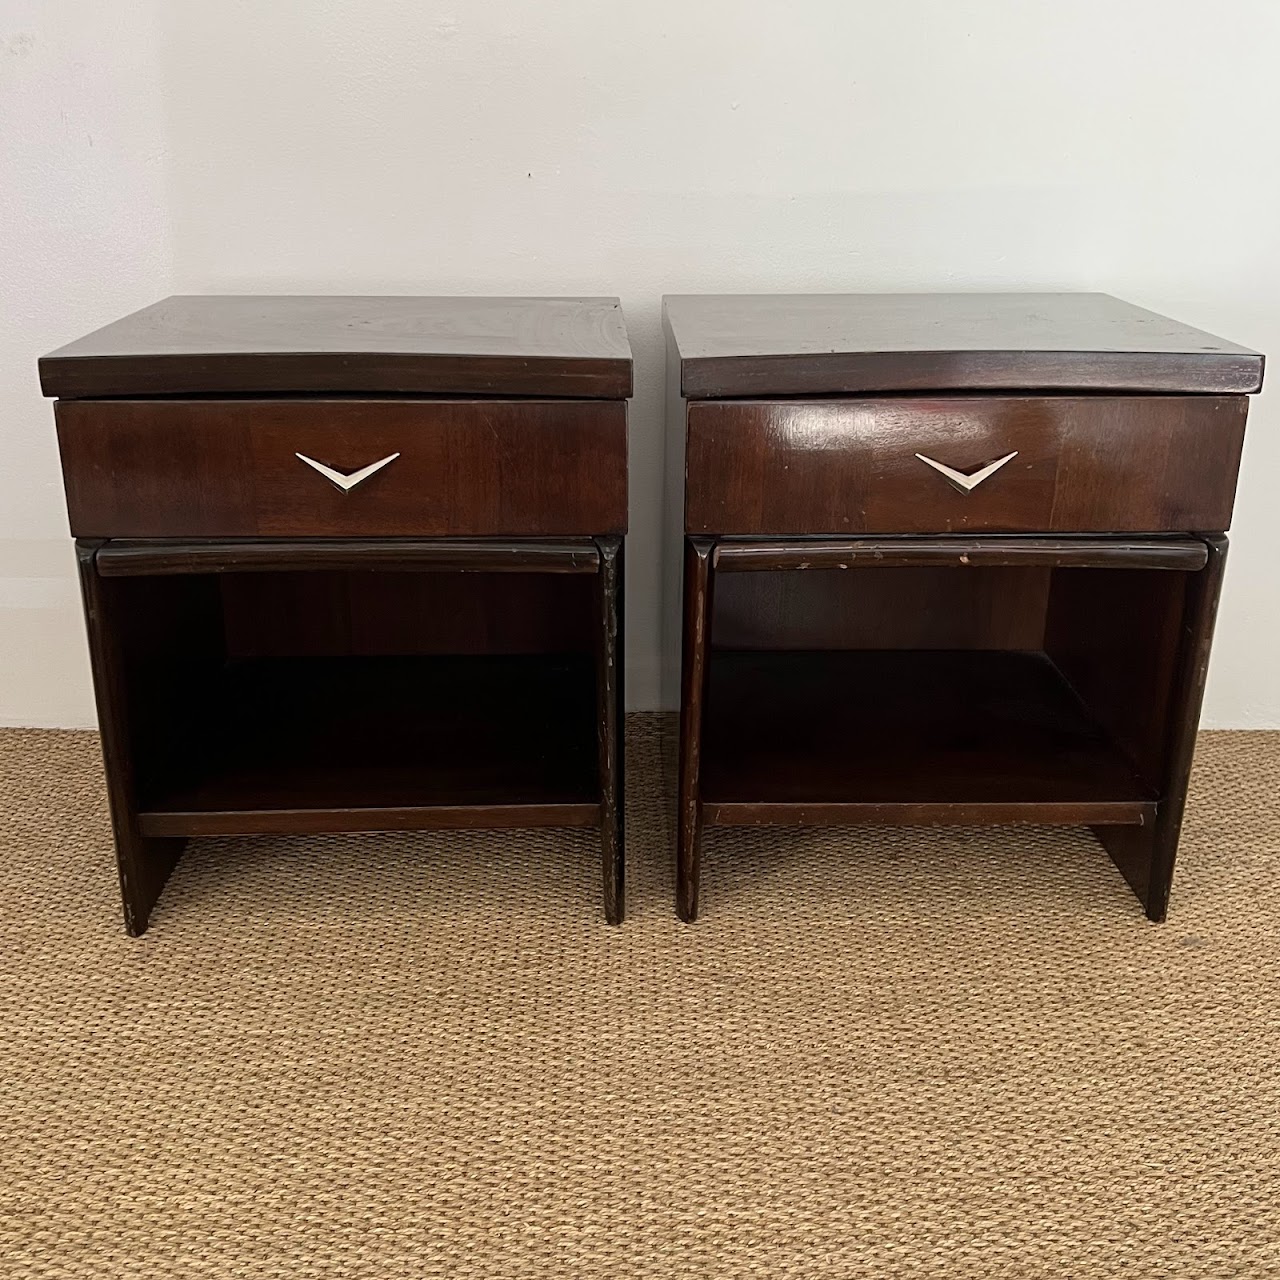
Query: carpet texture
1 720 1278 1277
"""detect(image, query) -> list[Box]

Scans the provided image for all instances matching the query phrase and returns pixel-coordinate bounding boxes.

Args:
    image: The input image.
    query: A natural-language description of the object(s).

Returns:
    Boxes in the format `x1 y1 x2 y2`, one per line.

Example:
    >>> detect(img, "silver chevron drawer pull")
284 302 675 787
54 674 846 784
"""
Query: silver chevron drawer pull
295 451 400 493
915 450 1017 493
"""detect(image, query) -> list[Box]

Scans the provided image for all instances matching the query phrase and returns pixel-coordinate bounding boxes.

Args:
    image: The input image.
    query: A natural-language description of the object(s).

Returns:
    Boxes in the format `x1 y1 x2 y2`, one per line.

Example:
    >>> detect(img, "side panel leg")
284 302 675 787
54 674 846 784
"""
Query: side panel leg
677 538 715 922
76 541 185 935
1093 536 1228 921
594 537 624 924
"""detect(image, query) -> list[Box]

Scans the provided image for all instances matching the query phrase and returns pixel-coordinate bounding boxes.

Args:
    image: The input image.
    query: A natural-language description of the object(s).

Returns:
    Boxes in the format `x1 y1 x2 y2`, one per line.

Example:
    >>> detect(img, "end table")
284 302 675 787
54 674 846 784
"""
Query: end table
663 292 1262 922
42 295 632 932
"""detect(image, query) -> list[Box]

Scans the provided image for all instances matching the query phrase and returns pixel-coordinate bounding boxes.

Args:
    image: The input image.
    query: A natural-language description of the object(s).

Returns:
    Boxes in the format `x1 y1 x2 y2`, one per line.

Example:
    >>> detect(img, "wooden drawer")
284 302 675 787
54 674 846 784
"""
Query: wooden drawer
684 396 1247 535
56 399 627 538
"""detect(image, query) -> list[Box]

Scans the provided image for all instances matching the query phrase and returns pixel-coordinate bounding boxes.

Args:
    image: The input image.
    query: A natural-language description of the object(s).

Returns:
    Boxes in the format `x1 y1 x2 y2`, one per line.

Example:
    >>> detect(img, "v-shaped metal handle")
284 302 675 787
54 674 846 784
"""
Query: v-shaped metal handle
915 450 1018 494
295 451 401 493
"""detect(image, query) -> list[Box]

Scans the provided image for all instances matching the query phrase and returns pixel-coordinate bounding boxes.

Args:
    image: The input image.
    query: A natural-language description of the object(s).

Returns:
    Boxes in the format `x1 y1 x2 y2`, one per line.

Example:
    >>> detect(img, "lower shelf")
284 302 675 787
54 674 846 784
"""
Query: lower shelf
137 654 601 836
700 649 1158 827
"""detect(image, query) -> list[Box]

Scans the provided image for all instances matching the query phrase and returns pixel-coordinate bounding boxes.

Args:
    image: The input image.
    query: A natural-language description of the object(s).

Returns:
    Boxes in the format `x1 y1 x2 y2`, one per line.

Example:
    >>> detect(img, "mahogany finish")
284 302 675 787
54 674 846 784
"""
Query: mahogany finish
664 293 1263 397
1084 537 1229 921
216 570 596 660
712 565 1053 653
47 297 631 933
57 399 627 538
96 538 601 576
700 650 1158 824
131 652 601 834
595 537 626 925
685 397 1246 535
75 540 186 935
40 295 632 399
139 804 599 840
665 292 1261 923
676 538 714 924
710 536 1209 572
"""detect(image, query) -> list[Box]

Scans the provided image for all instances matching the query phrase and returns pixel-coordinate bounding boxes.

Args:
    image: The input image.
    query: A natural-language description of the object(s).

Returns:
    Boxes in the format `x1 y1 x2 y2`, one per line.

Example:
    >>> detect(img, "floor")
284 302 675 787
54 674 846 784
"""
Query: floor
1 719 1278 1277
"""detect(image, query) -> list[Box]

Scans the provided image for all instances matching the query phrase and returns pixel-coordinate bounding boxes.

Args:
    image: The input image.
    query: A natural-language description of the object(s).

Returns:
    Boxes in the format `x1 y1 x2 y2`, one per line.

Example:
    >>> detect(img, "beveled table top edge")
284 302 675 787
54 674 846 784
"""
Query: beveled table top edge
662 293 1263 398
41 295 634 400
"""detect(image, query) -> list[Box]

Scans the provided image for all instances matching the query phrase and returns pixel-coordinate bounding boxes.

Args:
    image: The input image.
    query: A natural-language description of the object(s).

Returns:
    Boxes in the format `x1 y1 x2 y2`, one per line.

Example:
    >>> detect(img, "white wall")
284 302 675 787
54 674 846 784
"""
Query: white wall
1 0 171 725
3 0 1279 725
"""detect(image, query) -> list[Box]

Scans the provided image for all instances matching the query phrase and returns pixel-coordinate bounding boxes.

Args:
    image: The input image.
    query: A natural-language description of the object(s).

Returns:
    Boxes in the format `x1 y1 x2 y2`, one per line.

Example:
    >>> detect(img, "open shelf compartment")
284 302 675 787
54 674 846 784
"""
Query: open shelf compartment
137 654 600 835
700 537 1204 828
702 649 1155 825
100 545 605 835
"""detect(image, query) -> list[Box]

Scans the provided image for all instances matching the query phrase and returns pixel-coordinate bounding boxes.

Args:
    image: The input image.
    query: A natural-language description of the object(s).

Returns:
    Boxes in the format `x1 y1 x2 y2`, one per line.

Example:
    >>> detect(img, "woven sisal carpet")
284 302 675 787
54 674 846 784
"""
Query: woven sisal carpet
1 720 1278 1277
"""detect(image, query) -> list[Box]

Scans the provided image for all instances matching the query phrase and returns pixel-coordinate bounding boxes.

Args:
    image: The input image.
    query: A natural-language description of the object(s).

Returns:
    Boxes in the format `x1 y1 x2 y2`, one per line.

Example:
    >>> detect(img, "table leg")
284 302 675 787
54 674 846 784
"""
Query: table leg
1093 535 1228 920
76 541 186 935
595 536 625 924
678 537 715 921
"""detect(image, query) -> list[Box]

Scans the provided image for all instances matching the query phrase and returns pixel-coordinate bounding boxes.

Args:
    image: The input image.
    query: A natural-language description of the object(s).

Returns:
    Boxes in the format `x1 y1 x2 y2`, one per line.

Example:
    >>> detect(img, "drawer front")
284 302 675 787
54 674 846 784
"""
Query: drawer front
685 396 1247 535
57 399 627 538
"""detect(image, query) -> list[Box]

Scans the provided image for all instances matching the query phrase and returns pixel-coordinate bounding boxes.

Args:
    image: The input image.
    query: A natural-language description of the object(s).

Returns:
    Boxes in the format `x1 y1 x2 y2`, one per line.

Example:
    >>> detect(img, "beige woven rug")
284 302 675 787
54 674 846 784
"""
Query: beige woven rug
1 719 1278 1277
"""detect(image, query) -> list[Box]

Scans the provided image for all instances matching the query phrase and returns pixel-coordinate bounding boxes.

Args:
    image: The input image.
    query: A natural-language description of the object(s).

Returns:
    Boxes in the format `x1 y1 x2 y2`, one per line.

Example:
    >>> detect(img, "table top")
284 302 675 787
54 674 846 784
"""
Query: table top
663 293 1263 397
41 296 633 399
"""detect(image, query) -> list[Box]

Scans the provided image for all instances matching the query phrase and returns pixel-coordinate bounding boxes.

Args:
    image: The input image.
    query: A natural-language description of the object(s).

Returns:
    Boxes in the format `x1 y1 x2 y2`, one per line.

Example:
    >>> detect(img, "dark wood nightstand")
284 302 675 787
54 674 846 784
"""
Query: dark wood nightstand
41 296 632 933
663 293 1263 922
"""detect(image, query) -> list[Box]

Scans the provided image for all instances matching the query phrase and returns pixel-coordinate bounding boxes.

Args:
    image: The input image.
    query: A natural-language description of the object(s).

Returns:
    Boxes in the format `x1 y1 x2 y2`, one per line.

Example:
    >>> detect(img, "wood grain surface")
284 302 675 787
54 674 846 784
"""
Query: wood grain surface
41 295 633 399
57 399 628 538
664 293 1262 396
683 397 1246 535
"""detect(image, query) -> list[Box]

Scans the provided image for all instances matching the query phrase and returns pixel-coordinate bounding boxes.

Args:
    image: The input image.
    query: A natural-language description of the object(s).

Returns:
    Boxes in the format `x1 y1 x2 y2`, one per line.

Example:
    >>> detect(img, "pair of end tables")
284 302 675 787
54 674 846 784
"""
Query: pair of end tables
40 294 1263 934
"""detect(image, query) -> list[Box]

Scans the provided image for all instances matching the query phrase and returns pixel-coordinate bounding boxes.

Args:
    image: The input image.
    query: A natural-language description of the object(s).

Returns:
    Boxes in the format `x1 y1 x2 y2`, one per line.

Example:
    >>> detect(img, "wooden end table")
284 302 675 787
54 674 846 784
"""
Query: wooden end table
663 292 1262 922
42 296 632 933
